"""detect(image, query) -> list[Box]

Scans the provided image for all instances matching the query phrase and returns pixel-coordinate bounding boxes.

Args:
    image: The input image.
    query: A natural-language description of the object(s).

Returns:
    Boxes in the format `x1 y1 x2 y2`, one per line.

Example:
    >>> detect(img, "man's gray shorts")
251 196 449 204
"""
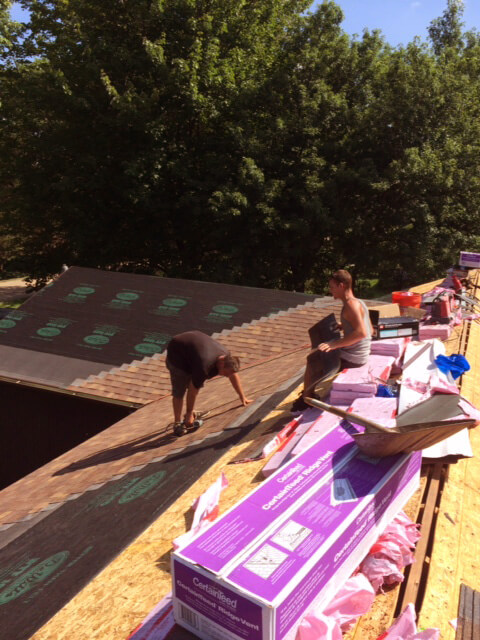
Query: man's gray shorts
166 359 191 397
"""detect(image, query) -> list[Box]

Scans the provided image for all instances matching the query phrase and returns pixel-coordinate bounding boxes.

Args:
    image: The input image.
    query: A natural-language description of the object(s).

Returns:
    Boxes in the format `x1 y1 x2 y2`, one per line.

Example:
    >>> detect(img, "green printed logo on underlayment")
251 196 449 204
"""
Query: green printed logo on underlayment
0 319 16 329
115 292 139 301
83 334 110 346
163 298 188 308
63 284 97 304
0 310 29 332
152 296 189 317
36 327 61 338
212 304 239 315
206 302 240 324
134 343 163 355
73 287 95 296
133 331 170 355
106 290 142 310
118 470 167 504
0 551 69 605
34 317 73 341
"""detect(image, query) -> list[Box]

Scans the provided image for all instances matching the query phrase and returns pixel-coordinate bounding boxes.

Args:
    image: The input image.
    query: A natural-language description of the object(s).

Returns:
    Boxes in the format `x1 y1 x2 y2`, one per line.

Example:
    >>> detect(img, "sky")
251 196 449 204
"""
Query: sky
8 1 480 48
313 0 480 47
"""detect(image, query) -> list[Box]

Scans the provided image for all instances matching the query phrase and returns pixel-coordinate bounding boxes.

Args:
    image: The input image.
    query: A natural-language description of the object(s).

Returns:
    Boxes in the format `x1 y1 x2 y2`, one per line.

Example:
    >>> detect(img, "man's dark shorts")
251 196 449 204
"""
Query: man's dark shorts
166 358 191 397
306 349 364 382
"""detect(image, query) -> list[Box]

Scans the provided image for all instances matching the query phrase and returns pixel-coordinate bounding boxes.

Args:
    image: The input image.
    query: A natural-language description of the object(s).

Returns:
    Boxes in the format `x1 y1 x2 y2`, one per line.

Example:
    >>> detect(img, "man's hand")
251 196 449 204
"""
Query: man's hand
228 372 252 406
318 342 335 352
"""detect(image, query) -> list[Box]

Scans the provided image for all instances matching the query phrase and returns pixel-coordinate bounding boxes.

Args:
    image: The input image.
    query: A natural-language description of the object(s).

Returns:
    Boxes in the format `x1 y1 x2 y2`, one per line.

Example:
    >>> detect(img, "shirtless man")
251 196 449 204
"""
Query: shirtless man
292 269 372 411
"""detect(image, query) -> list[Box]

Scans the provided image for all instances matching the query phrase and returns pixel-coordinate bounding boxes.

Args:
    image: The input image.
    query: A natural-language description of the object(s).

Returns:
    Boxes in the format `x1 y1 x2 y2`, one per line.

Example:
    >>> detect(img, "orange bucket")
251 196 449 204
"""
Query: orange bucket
391 291 422 308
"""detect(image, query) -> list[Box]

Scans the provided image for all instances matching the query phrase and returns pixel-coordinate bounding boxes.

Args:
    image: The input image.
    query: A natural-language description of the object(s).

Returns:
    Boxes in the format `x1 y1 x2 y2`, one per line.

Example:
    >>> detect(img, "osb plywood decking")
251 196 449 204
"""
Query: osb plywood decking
418 318 480 638
30 387 304 640
31 318 480 640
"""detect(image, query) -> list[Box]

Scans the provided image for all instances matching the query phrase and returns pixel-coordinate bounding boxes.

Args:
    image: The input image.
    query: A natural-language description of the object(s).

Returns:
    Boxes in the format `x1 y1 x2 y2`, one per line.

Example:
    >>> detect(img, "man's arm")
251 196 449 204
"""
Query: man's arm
318 300 368 351
228 373 252 405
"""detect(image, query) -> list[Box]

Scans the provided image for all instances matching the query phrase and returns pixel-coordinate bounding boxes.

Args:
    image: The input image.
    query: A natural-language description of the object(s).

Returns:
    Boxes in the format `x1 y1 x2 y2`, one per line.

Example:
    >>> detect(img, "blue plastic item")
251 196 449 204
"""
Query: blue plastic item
376 384 398 398
434 354 470 380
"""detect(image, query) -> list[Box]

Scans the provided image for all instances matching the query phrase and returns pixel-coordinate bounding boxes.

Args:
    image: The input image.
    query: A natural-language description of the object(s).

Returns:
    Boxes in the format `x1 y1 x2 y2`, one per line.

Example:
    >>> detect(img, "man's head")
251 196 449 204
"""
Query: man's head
217 354 241 377
329 269 353 299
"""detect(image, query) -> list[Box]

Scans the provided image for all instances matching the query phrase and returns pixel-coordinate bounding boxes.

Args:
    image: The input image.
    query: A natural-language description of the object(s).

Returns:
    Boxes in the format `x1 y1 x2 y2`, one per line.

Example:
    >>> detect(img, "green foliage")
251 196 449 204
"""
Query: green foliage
1 0 480 291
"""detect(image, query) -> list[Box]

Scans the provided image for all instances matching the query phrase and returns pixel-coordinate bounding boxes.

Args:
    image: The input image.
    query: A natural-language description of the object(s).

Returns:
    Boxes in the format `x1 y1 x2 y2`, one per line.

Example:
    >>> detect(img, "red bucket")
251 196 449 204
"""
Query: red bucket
391 291 421 308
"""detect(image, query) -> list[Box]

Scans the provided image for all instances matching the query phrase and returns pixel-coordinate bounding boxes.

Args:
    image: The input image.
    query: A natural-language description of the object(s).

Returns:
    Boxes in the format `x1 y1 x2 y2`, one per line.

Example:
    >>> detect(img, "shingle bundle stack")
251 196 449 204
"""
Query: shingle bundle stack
370 337 410 374
348 396 398 431
418 324 452 341
329 355 395 406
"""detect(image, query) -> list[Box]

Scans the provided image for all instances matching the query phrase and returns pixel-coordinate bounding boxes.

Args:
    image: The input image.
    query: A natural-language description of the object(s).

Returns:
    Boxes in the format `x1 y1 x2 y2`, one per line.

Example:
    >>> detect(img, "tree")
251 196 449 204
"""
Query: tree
428 0 464 56
0 0 312 281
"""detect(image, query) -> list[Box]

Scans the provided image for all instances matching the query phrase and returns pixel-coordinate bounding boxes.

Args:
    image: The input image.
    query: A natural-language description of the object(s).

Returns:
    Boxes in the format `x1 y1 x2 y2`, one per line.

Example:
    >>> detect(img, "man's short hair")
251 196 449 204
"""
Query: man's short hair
330 269 352 289
224 354 240 372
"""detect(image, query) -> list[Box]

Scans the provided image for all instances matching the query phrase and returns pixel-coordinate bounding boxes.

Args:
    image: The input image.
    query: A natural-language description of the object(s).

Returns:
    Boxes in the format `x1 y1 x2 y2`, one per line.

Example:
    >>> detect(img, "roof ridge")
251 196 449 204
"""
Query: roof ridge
68 297 326 389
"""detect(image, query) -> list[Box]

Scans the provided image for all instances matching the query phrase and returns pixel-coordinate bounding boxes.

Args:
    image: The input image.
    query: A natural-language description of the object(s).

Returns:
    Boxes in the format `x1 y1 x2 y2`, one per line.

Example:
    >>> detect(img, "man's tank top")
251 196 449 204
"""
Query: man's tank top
338 299 371 365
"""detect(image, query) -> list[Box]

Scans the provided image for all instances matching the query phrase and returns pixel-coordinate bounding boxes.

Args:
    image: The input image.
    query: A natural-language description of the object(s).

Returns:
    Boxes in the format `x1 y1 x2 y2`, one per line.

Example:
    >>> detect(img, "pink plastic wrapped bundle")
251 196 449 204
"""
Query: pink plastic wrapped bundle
370 337 409 359
371 338 409 374
329 390 373 405
376 603 439 639
360 511 420 592
291 410 344 457
296 512 421 640
296 574 375 640
333 364 375 393
173 473 228 549
458 397 480 425
330 356 395 405
348 397 397 430
418 325 452 341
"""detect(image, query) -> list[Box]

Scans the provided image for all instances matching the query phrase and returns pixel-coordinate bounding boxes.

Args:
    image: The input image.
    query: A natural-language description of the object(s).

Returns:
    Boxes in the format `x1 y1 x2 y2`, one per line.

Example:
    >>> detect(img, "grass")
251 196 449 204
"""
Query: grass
0 299 25 309
355 278 393 300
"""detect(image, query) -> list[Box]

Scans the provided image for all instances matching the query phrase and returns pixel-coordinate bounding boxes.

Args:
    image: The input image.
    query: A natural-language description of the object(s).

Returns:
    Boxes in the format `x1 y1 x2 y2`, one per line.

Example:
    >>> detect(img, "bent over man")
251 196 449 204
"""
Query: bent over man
166 330 251 429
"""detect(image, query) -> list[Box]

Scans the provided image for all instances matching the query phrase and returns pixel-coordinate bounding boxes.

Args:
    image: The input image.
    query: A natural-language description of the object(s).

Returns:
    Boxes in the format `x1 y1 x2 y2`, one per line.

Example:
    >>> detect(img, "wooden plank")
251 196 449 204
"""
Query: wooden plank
457 583 467 640
396 463 443 613
460 583 473 640
473 588 480 640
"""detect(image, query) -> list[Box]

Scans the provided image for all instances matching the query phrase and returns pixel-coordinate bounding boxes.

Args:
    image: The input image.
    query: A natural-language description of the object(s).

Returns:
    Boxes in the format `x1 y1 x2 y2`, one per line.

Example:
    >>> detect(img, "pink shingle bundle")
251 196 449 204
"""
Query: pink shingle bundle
347 396 398 430
370 337 410 374
370 337 409 359
418 324 452 341
329 355 395 406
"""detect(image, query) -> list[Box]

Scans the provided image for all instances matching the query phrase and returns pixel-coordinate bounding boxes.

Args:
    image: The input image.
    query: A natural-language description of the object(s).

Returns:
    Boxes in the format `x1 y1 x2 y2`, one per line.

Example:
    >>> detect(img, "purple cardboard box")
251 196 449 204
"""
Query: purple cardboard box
459 251 480 268
172 424 421 640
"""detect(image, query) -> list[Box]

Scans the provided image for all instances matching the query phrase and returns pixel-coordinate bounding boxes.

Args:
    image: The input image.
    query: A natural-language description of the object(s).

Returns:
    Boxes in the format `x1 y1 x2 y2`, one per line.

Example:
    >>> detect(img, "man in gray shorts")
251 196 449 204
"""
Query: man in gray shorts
166 331 251 429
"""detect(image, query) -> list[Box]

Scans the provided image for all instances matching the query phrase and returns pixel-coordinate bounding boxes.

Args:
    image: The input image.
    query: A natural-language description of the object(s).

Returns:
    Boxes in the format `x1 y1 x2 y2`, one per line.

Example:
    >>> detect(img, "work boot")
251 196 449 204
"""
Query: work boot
291 392 309 412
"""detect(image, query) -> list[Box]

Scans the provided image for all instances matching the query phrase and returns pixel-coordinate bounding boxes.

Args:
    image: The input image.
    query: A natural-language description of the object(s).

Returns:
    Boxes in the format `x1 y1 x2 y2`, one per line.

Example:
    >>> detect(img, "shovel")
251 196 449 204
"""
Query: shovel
304 397 475 458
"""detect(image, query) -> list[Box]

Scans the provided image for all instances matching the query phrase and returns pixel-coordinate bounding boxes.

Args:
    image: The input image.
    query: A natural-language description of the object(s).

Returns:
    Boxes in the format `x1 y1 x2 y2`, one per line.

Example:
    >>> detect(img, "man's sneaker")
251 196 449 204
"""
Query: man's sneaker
173 421 187 436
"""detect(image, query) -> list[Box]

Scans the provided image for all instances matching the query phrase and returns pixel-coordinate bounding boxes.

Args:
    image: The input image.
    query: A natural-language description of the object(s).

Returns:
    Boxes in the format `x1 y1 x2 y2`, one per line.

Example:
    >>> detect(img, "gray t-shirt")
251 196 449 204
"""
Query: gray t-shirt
338 299 371 365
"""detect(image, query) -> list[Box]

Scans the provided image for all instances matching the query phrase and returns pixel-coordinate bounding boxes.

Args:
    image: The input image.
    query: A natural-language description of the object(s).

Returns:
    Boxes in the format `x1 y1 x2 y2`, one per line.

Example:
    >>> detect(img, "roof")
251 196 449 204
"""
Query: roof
67 297 355 405
1 271 479 638
0 293 384 524
0 267 319 387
